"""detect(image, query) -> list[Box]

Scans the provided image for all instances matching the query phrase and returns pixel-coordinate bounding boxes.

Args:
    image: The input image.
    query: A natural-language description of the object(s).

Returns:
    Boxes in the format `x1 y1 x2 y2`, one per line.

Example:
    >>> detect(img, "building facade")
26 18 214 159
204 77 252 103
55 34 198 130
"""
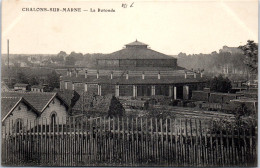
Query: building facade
1 92 70 128
60 41 207 99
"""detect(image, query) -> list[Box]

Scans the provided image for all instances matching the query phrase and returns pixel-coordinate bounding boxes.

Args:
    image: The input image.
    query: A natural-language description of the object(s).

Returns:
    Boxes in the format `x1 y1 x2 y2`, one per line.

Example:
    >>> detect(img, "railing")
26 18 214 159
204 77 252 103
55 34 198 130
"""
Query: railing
2 116 257 166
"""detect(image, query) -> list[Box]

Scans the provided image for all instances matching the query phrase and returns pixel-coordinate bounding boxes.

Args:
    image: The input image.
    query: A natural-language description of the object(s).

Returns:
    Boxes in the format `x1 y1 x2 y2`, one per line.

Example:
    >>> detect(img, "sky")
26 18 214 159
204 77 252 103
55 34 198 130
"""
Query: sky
2 0 258 55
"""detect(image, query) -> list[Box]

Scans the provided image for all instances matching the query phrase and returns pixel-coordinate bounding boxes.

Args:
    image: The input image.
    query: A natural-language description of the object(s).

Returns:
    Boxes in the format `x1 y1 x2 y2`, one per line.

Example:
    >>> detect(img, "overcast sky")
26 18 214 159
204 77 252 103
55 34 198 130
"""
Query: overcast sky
2 0 258 55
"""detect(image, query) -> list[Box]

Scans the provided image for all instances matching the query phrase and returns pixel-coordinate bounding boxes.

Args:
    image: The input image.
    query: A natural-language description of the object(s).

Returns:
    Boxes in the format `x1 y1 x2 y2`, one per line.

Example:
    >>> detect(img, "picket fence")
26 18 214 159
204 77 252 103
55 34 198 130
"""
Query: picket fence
1 116 257 166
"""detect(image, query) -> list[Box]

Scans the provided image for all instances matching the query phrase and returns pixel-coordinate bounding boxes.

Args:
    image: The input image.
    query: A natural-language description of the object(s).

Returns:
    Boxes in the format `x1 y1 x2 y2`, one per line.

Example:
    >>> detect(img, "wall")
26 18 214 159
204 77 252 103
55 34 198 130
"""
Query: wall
98 59 177 68
3 101 37 133
87 84 98 95
136 59 177 67
60 81 65 90
119 85 133 96
101 84 115 96
155 85 169 96
191 91 210 101
40 97 68 125
74 83 84 93
97 60 119 67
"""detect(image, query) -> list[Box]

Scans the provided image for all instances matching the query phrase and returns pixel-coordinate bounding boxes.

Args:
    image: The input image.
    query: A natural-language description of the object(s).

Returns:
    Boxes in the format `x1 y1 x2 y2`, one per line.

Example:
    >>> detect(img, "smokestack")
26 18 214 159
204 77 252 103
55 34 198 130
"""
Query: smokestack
75 69 78 77
142 71 145 80
158 71 161 79
69 70 72 77
72 83 75 90
7 39 9 69
126 71 129 80
85 69 88 78
97 70 99 79
200 69 204 78
67 69 70 76
110 71 113 79
184 71 187 79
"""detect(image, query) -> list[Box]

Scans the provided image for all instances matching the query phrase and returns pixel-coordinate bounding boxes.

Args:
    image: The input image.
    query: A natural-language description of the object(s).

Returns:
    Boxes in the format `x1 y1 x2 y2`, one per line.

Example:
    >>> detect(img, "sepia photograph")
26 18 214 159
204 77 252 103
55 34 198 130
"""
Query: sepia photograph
1 0 258 167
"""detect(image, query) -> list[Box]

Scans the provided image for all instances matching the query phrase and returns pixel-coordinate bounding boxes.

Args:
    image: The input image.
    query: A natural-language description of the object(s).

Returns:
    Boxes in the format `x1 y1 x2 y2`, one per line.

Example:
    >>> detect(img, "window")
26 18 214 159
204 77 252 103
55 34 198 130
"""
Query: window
50 111 57 130
15 119 23 133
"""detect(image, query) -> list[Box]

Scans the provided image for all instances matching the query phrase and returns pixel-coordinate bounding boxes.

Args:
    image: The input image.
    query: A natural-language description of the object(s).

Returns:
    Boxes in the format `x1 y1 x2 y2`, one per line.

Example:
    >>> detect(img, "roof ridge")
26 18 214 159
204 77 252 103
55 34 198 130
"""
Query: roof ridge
2 91 56 95
1 96 22 99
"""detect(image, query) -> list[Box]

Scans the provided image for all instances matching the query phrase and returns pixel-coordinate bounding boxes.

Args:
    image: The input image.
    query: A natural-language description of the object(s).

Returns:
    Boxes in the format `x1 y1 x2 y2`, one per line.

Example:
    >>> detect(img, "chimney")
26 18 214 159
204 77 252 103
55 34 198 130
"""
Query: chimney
85 69 88 78
126 71 129 80
75 69 78 77
184 71 187 79
7 39 9 69
158 71 161 79
67 69 70 76
200 71 204 78
69 70 72 77
97 70 99 79
142 71 145 80
194 72 197 78
110 71 113 79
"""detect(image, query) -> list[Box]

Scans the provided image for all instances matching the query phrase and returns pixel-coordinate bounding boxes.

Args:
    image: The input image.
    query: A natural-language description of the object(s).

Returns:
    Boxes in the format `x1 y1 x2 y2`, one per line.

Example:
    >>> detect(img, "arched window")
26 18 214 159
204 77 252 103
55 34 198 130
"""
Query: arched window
16 119 23 133
50 111 57 130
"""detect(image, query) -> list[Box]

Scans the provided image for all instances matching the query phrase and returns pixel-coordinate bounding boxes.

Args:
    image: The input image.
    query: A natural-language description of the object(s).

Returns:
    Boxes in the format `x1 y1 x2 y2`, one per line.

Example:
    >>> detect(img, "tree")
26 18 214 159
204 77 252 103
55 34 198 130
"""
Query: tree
46 71 60 90
208 75 232 93
239 40 258 73
16 72 29 84
28 75 40 86
57 51 67 57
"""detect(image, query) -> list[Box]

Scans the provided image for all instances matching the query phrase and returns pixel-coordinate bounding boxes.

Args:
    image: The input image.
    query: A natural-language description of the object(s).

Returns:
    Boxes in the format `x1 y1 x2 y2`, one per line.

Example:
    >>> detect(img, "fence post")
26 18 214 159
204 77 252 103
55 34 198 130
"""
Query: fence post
174 118 178 166
131 117 134 164
184 119 188 166
135 117 139 163
150 118 154 163
170 118 173 166
231 124 235 165
220 122 224 166
140 117 143 163
145 118 148 163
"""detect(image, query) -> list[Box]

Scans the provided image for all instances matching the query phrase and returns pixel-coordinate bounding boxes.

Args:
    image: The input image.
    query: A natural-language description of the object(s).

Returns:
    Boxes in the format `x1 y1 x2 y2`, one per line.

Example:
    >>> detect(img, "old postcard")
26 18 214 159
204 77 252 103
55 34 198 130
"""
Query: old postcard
1 0 258 167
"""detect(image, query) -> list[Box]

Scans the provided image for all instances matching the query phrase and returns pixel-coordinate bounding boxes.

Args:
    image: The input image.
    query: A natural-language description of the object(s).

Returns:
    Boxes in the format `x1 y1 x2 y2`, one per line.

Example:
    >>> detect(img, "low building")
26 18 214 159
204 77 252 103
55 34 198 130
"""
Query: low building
31 85 47 92
2 91 70 126
14 83 30 91
2 97 40 132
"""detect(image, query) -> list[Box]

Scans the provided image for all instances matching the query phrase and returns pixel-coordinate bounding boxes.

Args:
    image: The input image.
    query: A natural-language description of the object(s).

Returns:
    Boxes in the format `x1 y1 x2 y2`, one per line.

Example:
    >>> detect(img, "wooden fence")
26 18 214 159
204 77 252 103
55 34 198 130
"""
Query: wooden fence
2 116 257 166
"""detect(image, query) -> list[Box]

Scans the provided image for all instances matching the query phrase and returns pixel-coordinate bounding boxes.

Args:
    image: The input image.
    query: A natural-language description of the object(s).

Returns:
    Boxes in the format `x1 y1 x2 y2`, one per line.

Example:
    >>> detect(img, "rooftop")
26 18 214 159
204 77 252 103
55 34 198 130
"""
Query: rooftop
1 91 68 112
125 40 148 47
1 97 22 119
1 97 39 121
98 40 176 60
14 83 29 87
61 71 206 85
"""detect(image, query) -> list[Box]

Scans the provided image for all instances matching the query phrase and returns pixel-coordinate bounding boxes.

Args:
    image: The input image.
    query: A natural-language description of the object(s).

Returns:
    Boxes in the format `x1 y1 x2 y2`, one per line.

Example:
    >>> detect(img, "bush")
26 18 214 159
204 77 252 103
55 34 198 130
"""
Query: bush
208 75 232 93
